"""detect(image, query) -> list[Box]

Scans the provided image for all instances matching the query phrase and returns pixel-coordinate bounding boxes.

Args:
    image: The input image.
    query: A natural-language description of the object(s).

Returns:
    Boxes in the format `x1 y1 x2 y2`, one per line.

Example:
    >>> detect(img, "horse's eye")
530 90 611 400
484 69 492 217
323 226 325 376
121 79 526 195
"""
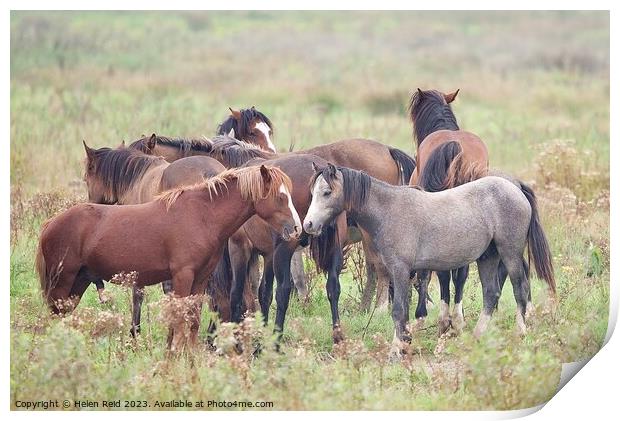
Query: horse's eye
323 190 332 197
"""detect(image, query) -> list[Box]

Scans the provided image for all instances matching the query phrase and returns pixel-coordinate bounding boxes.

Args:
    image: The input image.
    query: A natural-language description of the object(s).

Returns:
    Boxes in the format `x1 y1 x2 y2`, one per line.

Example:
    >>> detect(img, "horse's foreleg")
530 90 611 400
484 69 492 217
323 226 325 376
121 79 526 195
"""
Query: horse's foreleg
273 241 296 345
229 238 251 323
169 268 195 353
326 246 345 344
258 253 275 325
290 248 309 299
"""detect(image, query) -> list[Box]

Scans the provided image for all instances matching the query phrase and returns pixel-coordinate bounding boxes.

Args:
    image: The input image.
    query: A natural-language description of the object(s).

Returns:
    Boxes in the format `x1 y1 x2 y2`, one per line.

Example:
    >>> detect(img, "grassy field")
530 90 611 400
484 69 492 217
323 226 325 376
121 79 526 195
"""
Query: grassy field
10 11 610 410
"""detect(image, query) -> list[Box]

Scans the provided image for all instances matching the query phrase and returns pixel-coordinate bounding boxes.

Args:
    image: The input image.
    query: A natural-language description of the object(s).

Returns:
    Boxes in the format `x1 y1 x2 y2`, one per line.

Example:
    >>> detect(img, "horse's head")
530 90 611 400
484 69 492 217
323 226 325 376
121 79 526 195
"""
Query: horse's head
83 141 112 204
304 163 345 235
304 163 371 236
219 106 276 153
250 165 302 241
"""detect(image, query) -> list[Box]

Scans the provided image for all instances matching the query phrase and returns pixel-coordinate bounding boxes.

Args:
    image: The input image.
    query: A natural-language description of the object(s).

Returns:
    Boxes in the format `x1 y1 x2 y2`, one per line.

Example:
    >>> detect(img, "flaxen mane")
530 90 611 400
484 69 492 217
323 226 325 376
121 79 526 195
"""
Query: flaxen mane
312 164 371 211
85 147 165 203
157 166 291 210
217 106 273 140
408 89 459 146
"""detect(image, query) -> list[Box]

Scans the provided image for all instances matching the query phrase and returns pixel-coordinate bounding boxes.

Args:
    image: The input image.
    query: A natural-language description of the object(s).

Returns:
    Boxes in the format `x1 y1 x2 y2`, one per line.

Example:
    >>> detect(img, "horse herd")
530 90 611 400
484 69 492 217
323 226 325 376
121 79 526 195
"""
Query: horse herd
36 89 556 356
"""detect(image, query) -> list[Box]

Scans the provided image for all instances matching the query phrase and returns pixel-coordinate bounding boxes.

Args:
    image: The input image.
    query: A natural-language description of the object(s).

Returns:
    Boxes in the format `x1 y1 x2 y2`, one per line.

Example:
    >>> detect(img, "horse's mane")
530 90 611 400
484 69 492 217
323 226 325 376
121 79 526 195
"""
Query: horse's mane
408 89 459 147
85 146 165 203
311 164 371 210
210 135 275 167
128 135 213 157
157 165 291 210
217 107 273 140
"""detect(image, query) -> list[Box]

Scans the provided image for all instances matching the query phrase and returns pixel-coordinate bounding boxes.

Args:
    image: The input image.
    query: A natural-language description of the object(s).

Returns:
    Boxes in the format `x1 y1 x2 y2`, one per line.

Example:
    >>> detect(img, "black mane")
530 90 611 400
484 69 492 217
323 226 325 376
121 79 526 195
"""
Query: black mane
312 164 371 210
128 135 213 157
217 107 273 140
87 147 164 202
210 135 275 168
408 89 459 147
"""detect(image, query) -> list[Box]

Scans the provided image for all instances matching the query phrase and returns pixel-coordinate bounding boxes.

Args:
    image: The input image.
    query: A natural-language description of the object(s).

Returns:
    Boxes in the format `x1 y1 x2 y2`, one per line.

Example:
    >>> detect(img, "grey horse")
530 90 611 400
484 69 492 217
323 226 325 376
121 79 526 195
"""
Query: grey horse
303 164 555 356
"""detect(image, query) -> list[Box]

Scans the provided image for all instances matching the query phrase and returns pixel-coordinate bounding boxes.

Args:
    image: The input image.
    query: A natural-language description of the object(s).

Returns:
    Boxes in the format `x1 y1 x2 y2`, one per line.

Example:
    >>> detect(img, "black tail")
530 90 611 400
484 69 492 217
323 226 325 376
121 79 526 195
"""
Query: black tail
389 147 416 185
207 242 233 322
520 182 556 295
417 141 462 192
309 220 339 273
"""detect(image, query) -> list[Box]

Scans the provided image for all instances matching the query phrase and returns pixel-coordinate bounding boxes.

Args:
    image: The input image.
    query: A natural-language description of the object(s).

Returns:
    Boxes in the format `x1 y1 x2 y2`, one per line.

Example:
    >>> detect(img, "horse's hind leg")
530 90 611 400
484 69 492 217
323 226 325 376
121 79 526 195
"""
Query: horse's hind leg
94 279 109 304
229 238 251 323
436 270 451 335
413 270 429 330
501 255 529 335
387 263 413 358
451 265 469 333
474 250 501 339
131 286 145 337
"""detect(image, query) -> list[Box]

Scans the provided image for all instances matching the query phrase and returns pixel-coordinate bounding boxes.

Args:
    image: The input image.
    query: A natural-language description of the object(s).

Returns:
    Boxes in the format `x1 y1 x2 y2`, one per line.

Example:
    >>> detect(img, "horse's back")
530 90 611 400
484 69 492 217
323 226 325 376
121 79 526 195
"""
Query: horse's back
307 138 401 184
161 156 226 191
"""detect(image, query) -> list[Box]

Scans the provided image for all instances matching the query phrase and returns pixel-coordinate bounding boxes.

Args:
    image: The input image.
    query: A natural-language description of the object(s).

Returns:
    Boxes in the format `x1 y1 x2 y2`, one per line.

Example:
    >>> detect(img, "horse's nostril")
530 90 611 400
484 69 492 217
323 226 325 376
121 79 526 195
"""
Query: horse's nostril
304 221 312 230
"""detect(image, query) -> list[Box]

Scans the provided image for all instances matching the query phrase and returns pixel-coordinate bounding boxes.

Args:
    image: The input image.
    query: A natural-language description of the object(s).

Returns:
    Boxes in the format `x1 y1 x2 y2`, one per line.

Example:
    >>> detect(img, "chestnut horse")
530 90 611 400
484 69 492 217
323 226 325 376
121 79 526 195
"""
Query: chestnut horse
36 165 302 351
82 140 229 336
408 88 489 334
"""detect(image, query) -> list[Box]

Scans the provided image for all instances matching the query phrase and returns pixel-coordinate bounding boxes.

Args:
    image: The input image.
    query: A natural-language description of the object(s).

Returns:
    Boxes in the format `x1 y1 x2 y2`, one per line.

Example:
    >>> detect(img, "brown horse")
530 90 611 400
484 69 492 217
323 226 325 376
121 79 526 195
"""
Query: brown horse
82 140 230 335
37 165 302 351
408 88 489 334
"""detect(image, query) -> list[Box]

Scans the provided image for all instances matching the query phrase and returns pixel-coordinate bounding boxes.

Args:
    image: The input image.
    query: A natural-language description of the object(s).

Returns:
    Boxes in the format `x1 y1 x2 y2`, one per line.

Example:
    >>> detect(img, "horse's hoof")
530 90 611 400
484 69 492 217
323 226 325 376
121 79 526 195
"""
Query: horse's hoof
332 326 345 344
451 316 465 333
438 318 452 336
130 326 141 338
98 290 110 304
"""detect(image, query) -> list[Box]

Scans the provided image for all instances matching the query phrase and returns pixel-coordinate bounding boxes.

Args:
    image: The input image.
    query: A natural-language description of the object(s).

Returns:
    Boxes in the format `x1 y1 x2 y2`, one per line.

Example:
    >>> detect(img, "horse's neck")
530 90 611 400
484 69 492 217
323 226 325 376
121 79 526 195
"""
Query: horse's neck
347 181 398 233
191 181 256 241
118 163 168 204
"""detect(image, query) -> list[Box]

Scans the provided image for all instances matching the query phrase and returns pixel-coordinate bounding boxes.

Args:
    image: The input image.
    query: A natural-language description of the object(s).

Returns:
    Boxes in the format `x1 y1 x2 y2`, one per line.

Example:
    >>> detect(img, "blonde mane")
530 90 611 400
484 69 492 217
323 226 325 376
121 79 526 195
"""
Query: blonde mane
157 165 292 210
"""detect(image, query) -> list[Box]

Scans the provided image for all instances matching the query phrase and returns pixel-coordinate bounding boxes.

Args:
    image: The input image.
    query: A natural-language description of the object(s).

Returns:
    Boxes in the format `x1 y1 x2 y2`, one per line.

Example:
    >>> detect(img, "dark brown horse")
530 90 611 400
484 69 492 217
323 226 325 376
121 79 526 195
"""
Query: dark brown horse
408 88 489 334
217 106 276 152
37 165 302 351
82 141 230 335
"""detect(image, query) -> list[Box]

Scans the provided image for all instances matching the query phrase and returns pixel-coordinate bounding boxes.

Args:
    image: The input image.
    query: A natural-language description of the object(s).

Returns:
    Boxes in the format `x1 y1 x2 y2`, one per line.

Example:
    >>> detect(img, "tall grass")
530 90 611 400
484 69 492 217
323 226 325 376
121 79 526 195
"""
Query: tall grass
10 11 609 410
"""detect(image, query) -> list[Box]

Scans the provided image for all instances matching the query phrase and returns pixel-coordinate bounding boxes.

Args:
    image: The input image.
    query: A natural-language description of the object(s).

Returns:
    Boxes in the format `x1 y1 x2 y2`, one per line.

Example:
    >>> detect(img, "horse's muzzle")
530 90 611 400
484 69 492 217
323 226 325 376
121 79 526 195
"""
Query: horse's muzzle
303 220 322 236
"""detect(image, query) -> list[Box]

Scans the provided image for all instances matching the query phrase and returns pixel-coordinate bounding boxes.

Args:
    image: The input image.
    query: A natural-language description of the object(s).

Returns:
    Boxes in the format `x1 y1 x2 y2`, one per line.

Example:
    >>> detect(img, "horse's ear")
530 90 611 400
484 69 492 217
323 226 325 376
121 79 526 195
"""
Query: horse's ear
327 163 337 177
146 133 157 151
260 165 272 183
229 107 241 120
417 88 423 96
227 128 235 138
83 140 95 160
444 89 460 104
119 140 126 148
312 162 320 173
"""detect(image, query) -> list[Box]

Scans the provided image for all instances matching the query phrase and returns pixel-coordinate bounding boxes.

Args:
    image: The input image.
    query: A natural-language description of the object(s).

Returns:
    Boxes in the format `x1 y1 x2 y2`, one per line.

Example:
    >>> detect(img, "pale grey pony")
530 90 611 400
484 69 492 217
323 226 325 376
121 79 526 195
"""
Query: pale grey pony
303 164 555 356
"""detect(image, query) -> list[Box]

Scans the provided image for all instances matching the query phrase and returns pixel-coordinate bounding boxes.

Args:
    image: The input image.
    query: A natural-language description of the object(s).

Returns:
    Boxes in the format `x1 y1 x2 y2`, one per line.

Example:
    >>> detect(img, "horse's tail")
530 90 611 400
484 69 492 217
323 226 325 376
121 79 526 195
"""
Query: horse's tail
417 141 462 192
444 145 488 189
520 182 556 295
35 218 55 301
207 243 233 322
309 220 339 274
388 147 416 185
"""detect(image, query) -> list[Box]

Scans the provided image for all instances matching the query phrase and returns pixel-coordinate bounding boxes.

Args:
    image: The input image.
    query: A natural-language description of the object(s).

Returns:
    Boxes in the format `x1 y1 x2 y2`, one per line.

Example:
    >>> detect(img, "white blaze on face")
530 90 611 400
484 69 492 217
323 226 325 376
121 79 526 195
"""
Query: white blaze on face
279 184 301 231
254 121 276 153
304 176 324 230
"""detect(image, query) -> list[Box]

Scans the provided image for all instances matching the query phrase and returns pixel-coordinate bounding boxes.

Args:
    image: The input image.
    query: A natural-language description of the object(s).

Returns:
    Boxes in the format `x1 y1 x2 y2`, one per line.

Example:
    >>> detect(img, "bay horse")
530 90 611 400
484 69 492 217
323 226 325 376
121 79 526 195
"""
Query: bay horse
217 106 276 153
37 165 302 351
82 140 230 336
304 164 555 357
408 88 489 334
